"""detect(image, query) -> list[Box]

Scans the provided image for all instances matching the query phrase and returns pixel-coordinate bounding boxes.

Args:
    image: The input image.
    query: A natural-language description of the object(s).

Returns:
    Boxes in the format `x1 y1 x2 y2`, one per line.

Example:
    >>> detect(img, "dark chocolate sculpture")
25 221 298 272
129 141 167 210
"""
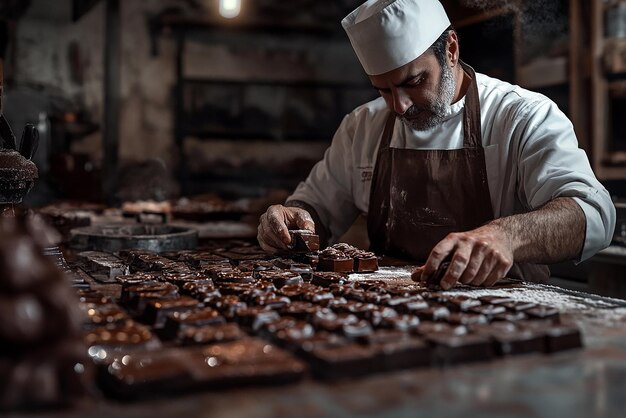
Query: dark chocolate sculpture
0 216 89 411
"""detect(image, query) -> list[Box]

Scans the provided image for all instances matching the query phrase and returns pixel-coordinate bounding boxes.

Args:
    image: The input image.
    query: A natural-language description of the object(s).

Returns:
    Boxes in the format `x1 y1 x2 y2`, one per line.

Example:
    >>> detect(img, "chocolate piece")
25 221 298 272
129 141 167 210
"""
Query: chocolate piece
427 333 495 365
121 282 179 314
178 252 229 269
213 270 256 284
341 319 373 339
161 271 205 286
278 301 317 320
121 250 179 272
161 307 225 340
277 283 316 299
288 230 320 252
391 296 430 313
445 296 482 311
75 289 111 305
273 321 317 347
255 270 303 288
415 321 467 336
365 306 399 327
84 321 160 361
235 307 280 331
359 331 432 370
217 282 256 296
301 289 335 303
414 306 451 321
469 304 506 319
526 305 560 320
471 322 545 355
446 312 488 326
290 331 349 353
205 295 247 319
491 311 528 322
251 293 291 310
544 326 583 353
82 303 129 327
180 280 217 297
179 323 246 345
239 259 277 273
493 329 546 356
189 339 307 387
478 295 514 305
312 311 359 333
306 343 379 379
78 251 129 282
317 257 353 273
379 314 421 332
501 301 537 312
141 296 202 328
311 271 350 288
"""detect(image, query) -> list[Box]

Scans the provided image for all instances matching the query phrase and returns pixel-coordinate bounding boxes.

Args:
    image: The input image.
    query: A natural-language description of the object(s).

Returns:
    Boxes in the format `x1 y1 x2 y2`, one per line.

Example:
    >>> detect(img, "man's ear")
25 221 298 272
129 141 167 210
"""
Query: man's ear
447 31 459 67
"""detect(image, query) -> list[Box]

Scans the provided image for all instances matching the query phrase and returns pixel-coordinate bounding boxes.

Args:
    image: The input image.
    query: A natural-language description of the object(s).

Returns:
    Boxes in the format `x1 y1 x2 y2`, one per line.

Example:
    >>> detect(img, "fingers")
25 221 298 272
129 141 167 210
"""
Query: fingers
482 256 511 287
266 205 291 246
440 240 473 290
293 210 315 233
257 205 317 255
421 237 456 280
458 242 488 285
257 217 281 254
423 228 514 290
467 255 497 286
411 266 424 282
257 209 290 254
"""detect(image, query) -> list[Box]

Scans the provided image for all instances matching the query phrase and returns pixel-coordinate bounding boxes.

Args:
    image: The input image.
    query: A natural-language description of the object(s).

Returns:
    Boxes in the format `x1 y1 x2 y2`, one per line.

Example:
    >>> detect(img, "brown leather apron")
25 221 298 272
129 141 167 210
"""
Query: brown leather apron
366 62 549 282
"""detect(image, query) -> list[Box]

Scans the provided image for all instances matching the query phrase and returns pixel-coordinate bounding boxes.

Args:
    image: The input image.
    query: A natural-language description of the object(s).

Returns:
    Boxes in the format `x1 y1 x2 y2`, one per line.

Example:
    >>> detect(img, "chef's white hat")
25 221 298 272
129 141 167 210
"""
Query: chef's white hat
342 0 451 76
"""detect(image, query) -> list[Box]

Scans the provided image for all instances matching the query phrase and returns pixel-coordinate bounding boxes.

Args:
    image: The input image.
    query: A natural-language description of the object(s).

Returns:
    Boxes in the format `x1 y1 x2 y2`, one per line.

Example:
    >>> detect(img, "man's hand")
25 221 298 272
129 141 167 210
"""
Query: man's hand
414 197 586 290
257 205 315 254
416 224 514 290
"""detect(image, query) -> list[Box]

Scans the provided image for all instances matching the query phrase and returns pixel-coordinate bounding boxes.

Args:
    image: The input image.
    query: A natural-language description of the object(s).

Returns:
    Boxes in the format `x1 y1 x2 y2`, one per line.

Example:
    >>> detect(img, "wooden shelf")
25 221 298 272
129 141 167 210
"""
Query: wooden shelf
159 15 340 37
604 0 626 10
518 56 569 89
453 6 514 28
595 165 626 181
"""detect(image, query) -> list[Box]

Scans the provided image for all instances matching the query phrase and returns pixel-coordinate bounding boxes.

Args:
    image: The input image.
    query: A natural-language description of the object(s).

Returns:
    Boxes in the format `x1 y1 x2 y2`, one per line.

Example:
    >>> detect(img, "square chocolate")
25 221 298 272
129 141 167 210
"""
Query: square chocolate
289 230 320 252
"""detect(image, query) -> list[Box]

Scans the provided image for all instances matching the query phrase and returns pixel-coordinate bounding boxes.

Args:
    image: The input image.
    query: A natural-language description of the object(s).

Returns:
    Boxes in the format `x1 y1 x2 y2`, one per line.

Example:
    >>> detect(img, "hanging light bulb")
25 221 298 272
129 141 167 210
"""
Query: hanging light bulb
219 0 241 19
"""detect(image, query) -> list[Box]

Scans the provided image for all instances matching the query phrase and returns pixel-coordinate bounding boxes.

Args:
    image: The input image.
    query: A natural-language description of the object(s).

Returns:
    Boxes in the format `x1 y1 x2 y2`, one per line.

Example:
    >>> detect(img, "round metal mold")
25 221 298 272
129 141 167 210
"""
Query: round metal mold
69 223 198 253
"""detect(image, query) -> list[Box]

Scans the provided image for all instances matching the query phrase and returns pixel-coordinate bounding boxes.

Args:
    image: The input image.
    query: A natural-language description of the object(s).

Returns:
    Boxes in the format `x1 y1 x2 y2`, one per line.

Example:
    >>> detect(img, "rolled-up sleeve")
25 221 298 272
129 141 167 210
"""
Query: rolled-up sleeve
515 99 616 261
288 115 360 242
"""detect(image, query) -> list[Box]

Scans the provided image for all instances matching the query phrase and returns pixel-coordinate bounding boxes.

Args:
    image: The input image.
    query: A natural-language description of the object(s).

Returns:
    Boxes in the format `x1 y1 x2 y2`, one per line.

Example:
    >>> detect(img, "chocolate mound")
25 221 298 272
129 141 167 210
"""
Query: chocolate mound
0 150 38 204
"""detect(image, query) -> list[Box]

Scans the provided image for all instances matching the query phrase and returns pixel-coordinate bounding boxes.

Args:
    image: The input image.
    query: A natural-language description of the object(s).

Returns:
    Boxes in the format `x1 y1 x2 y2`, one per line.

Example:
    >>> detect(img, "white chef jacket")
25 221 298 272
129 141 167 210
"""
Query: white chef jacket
289 72 616 262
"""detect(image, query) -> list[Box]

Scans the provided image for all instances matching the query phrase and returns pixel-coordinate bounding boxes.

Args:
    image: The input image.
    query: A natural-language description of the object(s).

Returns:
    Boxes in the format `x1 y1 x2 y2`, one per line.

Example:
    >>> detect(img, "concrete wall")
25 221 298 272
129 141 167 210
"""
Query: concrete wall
8 0 366 186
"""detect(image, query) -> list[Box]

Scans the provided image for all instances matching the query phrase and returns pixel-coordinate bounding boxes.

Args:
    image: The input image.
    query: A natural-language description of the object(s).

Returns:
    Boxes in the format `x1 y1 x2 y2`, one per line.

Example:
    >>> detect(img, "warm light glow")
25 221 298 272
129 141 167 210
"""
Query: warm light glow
219 0 241 19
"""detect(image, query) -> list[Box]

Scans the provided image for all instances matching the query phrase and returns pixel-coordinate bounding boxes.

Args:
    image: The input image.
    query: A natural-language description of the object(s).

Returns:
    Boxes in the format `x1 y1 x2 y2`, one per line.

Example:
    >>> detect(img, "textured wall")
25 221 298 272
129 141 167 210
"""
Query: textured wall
9 0 365 175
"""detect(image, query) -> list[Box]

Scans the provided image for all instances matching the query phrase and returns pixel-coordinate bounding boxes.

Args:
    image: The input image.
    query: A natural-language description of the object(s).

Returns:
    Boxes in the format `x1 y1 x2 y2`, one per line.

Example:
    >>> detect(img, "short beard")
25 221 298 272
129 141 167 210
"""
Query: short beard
399 62 456 131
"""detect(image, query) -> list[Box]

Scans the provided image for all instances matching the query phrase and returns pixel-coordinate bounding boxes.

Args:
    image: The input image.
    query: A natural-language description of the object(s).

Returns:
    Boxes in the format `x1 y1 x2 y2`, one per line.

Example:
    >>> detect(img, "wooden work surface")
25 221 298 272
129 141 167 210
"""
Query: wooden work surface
9 264 626 418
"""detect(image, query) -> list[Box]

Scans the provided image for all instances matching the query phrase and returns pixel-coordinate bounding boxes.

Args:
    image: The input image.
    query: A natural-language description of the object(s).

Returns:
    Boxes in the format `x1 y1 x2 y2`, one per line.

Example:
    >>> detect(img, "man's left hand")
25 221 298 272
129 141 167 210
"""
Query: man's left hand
415 224 514 290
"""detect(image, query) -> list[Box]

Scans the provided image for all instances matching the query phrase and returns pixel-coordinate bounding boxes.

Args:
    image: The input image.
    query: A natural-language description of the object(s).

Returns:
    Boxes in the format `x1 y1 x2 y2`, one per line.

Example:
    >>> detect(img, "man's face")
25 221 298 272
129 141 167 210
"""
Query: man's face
369 51 456 131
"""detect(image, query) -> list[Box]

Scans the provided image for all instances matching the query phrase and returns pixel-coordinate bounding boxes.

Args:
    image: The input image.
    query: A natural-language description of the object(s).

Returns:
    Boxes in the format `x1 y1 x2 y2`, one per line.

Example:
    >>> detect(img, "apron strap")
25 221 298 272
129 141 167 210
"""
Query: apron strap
459 61 482 149
378 112 396 158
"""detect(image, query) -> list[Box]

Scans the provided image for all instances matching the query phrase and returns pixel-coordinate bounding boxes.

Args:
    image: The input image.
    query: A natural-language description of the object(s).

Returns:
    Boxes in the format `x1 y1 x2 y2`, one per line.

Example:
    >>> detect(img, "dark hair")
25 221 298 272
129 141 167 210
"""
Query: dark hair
430 26 455 67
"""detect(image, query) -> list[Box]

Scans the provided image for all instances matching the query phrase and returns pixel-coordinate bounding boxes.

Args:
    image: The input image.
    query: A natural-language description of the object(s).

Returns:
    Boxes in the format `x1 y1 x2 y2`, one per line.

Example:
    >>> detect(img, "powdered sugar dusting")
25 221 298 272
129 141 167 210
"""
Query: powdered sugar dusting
348 267 626 315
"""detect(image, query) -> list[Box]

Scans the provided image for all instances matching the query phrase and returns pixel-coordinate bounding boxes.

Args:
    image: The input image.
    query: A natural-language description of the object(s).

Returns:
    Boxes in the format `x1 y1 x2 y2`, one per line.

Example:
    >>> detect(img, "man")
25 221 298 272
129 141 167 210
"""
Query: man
257 0 615 289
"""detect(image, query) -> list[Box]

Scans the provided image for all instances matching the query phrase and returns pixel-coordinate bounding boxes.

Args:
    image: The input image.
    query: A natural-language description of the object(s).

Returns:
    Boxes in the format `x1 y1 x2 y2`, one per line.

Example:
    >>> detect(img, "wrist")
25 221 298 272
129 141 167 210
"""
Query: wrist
484 219 516 255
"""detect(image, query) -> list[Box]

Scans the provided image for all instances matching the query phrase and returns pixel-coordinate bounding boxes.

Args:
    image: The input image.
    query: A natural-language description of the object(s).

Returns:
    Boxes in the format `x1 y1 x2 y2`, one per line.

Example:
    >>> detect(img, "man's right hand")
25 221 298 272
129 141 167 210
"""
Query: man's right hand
257 204 316 254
